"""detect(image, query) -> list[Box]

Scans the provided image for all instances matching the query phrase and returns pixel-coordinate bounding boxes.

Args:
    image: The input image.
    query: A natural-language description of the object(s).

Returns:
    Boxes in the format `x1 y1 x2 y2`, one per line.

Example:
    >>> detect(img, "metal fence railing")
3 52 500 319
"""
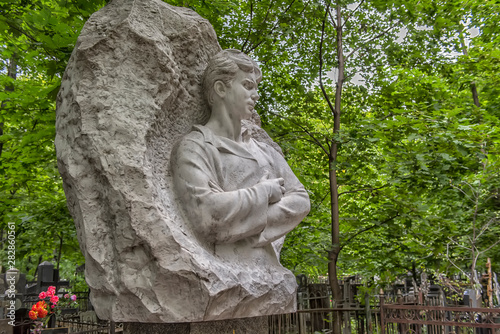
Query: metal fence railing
380 303 500 334
9 281 500 334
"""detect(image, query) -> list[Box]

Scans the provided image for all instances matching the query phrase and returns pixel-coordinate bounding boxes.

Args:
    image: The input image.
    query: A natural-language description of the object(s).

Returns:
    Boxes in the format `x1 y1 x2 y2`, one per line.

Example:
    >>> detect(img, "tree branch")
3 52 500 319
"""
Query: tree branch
340 213 399 250
319 1 336 118
345 21 399 61
338 184 389 197
478 238 500 255
325 136 331 152
258 0 276 28
246 0 297 53
477 217 497 240
341 0 365 28
327 4 337 29
312 191 330 211
241 0 254 52
5 20 38 44
446 243 468 277
450 183 474 203
270 112 329 155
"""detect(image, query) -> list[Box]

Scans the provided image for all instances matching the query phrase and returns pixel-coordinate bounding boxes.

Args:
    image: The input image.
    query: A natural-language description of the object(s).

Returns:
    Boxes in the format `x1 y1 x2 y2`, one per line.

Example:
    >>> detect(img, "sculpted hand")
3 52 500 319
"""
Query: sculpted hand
209 180 224 193
259 171 285 204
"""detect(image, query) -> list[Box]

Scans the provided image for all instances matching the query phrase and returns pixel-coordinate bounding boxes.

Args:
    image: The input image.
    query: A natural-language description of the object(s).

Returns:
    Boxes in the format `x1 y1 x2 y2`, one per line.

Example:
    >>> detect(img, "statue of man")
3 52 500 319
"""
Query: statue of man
57 1 308 320
171 50 309 260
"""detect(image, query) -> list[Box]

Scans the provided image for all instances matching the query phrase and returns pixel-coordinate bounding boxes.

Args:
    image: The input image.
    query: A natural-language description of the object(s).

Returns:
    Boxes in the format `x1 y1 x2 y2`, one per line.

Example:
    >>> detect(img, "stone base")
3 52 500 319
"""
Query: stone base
0 319 14 334
123 316 269 334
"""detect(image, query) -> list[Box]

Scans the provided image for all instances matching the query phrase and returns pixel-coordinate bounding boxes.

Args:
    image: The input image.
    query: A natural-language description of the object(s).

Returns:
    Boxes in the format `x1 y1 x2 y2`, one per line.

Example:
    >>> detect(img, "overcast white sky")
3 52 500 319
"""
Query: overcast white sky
326 23 480 86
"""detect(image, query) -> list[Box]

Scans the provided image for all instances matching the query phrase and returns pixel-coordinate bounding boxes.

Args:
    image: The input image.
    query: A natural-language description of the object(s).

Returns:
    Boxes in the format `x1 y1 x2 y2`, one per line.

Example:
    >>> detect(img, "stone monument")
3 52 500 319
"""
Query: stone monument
55 0 310 329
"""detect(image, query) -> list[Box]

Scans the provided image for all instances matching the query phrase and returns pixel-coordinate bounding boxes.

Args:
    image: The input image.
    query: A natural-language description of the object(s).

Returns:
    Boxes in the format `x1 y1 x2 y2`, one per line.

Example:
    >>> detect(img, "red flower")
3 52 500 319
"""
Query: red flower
29 310 38 320
50 295 59 304
39 291 47 299
31 301 49 319
38 308 48 318
35 301 47 310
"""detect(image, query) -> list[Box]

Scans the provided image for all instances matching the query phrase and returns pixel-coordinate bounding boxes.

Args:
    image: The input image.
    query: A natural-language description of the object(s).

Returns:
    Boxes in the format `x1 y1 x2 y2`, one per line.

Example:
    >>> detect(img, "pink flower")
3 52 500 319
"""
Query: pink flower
51 305 55 309
39 292 47 299
50 295 59 304
70 295 77 301
47 286 56 297
64 294 70 299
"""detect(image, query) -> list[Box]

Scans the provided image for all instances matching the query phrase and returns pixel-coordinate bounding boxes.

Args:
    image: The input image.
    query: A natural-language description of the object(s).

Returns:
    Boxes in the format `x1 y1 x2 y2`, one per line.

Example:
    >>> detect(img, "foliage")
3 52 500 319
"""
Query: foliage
276 1 499 280
0 0 106 278
0 0 498 291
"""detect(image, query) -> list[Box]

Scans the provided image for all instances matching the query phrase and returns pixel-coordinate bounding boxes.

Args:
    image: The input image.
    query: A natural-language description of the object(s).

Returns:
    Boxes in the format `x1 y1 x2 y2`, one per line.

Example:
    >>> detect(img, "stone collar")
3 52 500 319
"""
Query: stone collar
192 125 257 161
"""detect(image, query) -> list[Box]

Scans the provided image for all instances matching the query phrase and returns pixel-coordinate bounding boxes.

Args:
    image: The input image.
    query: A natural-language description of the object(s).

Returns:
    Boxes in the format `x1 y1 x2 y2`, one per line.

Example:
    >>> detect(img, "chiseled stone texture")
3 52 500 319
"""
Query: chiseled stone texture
123 317 268 334
56 0 300 323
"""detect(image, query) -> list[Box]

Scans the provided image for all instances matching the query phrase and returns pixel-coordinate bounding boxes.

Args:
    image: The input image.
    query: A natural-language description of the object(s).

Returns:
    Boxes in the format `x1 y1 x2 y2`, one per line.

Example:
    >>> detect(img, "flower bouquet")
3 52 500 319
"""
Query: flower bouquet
29 286 78 334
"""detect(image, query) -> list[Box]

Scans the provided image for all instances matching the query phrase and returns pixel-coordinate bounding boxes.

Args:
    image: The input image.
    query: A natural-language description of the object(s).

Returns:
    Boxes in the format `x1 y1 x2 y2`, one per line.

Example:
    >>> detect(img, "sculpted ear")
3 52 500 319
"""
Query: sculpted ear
214 80 226 98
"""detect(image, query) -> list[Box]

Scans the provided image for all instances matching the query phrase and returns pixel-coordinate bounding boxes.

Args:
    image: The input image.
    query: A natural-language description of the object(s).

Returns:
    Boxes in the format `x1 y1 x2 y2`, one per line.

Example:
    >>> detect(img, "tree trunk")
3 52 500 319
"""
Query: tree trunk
328 4 345 334
328 156 342 304
56 234 64 271
471 82 480 108
459 30 480 109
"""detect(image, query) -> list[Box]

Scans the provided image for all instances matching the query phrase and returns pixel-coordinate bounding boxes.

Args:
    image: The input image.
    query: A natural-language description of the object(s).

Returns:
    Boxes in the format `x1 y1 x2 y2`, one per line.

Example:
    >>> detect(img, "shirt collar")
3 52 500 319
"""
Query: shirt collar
192 125 256 160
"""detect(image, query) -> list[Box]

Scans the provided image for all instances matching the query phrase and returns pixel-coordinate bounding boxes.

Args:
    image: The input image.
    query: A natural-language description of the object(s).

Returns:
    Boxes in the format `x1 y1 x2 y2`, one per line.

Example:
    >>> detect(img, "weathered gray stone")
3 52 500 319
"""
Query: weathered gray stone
123 316 268 334
124 323 190 334
0 319 14 334
55 0 308 323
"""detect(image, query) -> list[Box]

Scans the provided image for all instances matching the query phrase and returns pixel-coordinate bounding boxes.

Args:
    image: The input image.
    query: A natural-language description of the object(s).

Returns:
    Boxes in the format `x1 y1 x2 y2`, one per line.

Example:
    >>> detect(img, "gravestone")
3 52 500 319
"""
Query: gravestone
1 269 25 297
1 269 25 314
55 0 309 329
26 262 69 295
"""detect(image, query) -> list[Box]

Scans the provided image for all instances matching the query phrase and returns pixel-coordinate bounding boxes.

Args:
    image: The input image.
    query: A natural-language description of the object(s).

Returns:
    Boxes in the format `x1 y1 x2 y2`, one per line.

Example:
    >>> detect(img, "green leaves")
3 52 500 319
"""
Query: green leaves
1 0 498 282
0 0 106 279
247 0 500 277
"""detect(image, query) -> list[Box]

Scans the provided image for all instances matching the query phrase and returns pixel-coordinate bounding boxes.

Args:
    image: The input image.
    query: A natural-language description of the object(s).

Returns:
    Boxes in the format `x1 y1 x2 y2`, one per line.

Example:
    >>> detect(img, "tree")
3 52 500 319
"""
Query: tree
0 0 107 279
447 164 500 288
228 0 500 310
1 0 498 295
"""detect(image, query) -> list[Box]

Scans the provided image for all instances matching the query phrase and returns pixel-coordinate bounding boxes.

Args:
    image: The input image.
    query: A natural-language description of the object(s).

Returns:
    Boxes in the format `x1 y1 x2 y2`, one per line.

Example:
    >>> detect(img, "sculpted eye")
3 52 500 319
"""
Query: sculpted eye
243 81 255 90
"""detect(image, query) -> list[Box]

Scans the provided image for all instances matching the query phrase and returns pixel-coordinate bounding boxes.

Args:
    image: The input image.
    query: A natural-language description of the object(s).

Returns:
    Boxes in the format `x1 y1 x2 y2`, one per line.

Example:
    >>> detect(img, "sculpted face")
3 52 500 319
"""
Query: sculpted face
222 69 260 120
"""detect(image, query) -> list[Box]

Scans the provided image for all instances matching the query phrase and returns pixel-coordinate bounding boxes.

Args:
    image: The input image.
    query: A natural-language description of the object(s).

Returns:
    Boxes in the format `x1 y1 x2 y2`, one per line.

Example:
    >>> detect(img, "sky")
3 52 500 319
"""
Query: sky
326 21 481 87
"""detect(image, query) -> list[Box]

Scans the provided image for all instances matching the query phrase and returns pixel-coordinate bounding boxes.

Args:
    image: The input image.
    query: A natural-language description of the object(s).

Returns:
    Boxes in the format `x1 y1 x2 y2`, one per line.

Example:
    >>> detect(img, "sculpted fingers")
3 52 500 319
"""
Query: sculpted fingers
258 172 285 203
278 178 285 194
266 178 285 204
209 180 224 193
259 170 270 182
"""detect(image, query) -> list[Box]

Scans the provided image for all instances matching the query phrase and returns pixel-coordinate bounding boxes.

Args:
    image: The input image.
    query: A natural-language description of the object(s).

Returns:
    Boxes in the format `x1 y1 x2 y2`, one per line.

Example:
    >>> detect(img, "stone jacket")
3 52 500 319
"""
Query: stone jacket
171 124 310 246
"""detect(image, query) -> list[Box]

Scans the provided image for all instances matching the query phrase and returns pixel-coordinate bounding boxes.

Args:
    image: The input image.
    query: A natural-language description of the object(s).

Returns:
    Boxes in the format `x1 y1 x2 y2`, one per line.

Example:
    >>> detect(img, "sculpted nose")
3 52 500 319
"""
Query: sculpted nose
251 91 260 102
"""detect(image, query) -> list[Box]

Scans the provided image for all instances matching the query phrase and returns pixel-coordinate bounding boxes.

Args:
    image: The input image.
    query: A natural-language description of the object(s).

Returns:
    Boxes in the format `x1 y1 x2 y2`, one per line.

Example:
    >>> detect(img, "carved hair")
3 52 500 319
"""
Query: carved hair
202 49 262 108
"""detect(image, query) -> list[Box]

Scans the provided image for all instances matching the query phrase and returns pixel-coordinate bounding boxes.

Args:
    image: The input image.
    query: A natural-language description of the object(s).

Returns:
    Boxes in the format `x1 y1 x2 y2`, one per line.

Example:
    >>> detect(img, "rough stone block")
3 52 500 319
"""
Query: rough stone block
56 0 304 323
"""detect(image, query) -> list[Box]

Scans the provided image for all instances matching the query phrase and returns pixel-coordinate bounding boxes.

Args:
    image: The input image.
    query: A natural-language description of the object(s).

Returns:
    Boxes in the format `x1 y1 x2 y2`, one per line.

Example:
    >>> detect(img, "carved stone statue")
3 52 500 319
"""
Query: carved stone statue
55 0 309 324
171 50 310 253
